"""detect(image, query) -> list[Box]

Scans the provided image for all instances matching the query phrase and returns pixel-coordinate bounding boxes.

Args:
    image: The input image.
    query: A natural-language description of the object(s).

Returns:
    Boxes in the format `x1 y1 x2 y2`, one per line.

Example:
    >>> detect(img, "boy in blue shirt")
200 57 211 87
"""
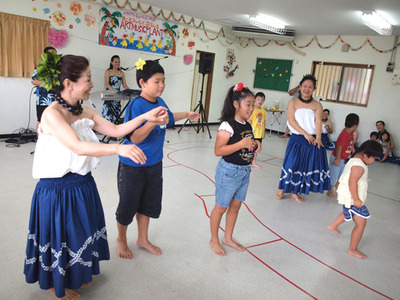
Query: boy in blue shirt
116 59 200 258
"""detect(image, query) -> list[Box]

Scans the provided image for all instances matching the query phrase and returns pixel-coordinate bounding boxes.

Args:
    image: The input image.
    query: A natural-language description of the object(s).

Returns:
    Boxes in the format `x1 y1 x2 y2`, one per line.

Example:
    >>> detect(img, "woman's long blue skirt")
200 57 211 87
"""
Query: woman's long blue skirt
278 134 331 195
24 172 110 298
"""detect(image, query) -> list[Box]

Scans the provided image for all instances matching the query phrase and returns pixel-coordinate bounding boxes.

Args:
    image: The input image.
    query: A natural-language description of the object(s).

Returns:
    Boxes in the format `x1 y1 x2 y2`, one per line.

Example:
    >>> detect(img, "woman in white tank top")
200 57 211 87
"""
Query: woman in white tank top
24 53 168 299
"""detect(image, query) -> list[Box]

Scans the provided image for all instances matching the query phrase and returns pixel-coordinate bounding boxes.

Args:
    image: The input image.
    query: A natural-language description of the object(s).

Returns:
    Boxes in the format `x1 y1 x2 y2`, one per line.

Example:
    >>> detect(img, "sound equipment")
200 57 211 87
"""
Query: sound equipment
178 72 212 139
100 89 140 101
198 53 213 74
99 89 141 143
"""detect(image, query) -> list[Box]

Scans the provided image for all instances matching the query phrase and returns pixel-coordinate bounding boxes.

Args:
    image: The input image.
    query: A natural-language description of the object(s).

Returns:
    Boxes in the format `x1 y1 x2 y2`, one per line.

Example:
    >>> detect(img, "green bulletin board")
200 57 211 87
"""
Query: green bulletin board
253 58 293 92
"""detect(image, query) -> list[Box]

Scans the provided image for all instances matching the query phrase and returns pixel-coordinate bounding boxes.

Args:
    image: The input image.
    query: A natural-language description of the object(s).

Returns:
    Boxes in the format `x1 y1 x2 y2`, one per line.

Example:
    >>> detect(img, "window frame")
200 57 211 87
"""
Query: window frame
311 61 375 107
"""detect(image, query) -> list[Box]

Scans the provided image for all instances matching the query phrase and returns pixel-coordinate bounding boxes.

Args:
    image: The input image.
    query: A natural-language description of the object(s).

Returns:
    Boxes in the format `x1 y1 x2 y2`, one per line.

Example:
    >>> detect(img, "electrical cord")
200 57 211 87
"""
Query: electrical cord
4 86 37 147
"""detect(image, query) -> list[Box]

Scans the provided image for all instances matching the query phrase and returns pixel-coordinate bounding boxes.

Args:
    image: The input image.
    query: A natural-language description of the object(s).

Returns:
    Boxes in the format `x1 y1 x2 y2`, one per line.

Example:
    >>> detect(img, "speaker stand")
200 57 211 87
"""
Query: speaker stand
178 72 212 139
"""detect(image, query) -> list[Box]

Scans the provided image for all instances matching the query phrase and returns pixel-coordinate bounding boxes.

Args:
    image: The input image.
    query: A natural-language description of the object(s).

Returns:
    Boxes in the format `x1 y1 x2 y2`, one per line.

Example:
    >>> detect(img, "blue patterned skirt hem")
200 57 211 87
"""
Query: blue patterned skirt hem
278 134 331 195
24 172 110 298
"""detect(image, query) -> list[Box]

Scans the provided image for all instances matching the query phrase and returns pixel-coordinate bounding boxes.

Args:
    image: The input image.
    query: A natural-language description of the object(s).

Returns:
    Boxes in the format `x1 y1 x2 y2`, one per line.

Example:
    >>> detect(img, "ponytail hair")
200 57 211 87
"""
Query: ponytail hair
220 83 254 129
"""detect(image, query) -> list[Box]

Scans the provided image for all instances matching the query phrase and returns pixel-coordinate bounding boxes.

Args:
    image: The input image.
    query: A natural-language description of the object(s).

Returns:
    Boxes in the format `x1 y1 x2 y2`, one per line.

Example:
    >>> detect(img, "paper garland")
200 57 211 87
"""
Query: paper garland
33 0 400 53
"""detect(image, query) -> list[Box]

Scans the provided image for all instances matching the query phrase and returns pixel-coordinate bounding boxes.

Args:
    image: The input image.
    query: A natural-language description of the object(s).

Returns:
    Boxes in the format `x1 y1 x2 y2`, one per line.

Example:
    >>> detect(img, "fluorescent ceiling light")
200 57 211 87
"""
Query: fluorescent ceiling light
249 14 287 35
361 11 392 36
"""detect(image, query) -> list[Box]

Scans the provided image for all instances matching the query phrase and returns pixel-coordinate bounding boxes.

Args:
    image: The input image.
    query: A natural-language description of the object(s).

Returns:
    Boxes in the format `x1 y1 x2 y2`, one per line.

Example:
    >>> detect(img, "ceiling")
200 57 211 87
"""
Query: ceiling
141 0 400 37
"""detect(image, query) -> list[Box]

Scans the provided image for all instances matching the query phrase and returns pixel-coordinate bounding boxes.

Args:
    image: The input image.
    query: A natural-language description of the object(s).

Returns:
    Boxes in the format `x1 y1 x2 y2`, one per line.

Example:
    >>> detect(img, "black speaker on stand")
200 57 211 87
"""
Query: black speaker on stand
178 53 212 139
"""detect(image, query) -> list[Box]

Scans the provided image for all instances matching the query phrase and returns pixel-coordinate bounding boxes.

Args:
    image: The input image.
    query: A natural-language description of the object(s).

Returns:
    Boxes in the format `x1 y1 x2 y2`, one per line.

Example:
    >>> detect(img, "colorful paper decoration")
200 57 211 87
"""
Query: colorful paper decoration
52 11 66 26
84 13 96 27
183 54 193 65
223 52 239 78
48 28 69 48
188 40 195 50
70 1 82 15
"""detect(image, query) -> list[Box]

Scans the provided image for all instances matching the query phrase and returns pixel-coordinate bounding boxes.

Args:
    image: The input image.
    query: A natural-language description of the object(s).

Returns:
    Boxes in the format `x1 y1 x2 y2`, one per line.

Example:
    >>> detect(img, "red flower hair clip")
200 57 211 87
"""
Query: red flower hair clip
233 82 244 92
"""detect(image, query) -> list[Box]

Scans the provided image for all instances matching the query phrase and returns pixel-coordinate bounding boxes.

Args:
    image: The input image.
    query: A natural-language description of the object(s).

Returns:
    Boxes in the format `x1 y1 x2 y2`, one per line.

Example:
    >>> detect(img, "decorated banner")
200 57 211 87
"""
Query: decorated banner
99 7 178 56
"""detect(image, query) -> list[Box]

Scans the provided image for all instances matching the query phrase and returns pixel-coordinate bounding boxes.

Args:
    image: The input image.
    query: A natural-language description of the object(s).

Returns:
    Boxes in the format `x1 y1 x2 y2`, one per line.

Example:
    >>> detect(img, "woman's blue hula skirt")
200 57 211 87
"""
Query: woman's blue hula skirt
278 134 331 195
24 172 110 298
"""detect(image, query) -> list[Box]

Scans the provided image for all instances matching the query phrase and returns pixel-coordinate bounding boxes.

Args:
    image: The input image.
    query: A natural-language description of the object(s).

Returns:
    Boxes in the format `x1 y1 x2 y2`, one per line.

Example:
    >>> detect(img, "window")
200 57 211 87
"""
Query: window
311 61 374 107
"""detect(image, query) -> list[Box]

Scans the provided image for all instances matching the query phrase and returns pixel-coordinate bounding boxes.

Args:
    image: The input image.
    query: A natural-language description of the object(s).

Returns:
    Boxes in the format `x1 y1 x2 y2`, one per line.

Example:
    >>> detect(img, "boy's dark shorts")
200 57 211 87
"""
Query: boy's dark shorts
116 161 163 225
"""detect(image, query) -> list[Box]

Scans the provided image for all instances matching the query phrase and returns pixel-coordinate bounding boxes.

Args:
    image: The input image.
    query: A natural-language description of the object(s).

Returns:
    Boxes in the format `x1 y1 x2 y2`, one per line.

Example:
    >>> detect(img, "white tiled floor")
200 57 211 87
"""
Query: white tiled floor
1 126 399 299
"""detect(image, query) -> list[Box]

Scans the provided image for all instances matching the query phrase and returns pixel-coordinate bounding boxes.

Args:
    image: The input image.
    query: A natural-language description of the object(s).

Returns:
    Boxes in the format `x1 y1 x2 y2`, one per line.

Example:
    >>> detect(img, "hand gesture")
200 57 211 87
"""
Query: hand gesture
187 111 201 121
144 107 169 123
241 137 255 150
117 144 147 165
333 159 340 166
303 133 315 145
313 137 323 149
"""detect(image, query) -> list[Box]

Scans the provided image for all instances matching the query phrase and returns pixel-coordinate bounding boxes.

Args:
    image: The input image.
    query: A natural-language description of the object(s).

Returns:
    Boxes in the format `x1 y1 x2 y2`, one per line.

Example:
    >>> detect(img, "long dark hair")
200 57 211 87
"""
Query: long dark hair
108 55 128 71
220 85 254 129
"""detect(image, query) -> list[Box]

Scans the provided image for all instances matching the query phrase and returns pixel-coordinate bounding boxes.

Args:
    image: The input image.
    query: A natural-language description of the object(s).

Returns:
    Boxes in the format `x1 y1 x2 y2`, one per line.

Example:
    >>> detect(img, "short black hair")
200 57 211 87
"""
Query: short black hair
136 60 164 88
344 113 359 128
44 46 56 53
255 92 265 99
376 120 385 126
370 131 378 138
354 140 383 158
323 108 330 114
299 74 317 88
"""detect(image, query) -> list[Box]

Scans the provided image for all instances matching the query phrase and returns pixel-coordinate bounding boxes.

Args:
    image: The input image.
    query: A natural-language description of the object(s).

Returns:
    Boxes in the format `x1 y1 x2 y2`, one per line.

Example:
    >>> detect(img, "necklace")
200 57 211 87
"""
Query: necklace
56 93 83 115
298 94 313 104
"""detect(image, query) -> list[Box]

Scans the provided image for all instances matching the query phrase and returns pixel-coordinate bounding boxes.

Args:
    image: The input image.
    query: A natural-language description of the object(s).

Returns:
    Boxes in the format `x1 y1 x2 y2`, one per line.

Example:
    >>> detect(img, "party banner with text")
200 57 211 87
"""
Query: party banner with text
99 6 177 56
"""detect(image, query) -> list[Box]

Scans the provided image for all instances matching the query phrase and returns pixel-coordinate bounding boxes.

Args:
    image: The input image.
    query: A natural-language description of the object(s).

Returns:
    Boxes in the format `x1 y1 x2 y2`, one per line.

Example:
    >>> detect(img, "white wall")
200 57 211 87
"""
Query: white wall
1 1 399 154
235 35 400 154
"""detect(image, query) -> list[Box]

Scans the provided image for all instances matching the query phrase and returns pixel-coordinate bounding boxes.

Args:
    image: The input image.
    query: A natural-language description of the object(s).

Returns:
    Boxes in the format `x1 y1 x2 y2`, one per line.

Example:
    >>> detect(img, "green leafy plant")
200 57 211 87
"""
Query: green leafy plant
36 52 62 91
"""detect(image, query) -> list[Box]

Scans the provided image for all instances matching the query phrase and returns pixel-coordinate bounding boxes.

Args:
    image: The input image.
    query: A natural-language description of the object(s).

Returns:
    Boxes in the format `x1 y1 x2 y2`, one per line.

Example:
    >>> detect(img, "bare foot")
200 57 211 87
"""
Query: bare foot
290 193 303 203
209 240 226 256
327 191 337 198
252 163 262 169
327 225 340 234
116 239 133 259
80 283 91 289
347 249 367 259
222 238 246 252
49 288 80 300
137 240 162 255
279 134 289 138
275 192 284 200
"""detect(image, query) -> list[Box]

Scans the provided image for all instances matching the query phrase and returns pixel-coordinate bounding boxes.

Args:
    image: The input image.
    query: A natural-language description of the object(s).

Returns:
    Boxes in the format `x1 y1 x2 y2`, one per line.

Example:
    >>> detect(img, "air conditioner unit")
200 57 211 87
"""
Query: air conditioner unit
232 26 295 42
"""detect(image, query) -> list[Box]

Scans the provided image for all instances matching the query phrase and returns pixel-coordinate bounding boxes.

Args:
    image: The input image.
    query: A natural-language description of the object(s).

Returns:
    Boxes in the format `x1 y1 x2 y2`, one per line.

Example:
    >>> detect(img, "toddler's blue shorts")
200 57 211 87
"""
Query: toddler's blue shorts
343 205 370 221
